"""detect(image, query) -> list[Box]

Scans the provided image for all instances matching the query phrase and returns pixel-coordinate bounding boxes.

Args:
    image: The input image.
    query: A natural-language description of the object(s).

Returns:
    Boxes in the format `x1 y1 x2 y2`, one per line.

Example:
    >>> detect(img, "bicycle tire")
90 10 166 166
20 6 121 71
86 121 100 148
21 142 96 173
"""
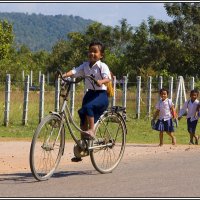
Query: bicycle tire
29 114 65 181
90 111 126 174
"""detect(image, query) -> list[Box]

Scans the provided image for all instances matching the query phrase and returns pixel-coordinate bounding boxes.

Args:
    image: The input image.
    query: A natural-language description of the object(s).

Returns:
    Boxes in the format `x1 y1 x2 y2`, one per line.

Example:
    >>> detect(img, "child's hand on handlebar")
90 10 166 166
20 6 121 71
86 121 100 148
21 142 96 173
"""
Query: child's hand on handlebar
96 80 102 87
62 73 67 79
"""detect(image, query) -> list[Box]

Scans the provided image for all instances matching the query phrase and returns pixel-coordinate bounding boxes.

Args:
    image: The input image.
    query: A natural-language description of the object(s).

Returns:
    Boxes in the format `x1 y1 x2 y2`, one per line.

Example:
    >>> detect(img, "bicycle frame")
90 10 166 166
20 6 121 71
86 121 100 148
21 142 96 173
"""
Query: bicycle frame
52 80 113 151
53 71 127 151
51 79 90 150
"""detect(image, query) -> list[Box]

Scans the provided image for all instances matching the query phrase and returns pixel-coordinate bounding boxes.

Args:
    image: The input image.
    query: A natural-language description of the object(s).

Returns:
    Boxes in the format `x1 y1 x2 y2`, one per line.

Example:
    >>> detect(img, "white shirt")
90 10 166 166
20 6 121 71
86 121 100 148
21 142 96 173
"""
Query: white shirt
155 98 174 121
71 60 111 90
178 99 199 121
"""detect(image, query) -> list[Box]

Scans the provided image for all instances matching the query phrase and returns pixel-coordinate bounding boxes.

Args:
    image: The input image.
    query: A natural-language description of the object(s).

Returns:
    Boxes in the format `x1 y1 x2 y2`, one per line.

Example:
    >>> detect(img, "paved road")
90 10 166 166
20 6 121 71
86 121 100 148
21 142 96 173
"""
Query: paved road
1 146 200 197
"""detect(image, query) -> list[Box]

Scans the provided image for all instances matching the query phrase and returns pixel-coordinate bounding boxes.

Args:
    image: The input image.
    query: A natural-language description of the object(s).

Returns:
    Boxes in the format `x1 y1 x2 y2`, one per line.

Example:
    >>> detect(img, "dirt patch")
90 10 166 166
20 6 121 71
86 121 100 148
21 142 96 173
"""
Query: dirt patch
0 140 200 174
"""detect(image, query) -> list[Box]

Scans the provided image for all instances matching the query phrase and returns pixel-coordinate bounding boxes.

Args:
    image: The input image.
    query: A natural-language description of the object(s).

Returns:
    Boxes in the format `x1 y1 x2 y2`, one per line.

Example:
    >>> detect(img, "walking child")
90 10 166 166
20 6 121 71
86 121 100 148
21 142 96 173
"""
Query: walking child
178 89 199 145
62 40 111 161
152 88 176 146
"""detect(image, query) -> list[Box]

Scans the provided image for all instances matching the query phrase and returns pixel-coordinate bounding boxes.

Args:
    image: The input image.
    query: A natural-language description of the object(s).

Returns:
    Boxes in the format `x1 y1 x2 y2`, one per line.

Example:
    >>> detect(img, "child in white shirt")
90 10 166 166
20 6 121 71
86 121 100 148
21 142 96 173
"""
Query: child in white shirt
178 89 199 145
152 88 176 146
62 40 111 162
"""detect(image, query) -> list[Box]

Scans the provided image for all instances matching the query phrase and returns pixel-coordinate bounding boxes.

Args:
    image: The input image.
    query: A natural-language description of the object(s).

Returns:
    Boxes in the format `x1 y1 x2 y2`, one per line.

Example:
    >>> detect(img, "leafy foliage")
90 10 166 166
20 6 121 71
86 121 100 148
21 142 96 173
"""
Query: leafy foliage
1 3 200 85
0 20 14 60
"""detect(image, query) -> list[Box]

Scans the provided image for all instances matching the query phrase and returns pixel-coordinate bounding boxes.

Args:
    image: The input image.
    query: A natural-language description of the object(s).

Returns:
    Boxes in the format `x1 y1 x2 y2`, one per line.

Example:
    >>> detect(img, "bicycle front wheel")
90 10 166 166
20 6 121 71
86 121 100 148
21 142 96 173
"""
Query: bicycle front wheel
29 114 65 181
90 112 126 174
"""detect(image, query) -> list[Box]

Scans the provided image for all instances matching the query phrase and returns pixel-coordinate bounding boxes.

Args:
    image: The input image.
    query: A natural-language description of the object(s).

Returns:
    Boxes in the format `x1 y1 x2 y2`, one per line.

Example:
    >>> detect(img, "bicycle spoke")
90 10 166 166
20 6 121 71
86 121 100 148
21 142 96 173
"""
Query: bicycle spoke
30 115 65 181
90 112 126 173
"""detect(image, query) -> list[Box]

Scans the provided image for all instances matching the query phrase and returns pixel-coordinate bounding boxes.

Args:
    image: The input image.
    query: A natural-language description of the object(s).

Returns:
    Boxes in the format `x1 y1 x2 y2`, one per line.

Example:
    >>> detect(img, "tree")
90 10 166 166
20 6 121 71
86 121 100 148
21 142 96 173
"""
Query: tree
0 20 14 81
0 20 14 60
112 18 133 55
124 20 150 81
164 3 200 76
47 39 72 73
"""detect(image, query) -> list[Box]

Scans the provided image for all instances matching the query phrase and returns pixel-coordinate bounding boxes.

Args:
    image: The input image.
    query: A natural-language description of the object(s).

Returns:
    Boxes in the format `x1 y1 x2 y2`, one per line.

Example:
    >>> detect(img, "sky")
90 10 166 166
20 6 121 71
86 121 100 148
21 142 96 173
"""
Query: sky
0 1 173 27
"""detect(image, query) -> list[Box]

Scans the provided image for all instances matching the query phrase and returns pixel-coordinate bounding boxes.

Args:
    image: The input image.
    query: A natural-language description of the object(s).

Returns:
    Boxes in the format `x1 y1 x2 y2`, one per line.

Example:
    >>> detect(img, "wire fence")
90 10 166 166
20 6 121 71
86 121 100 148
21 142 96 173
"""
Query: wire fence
0 73 196 127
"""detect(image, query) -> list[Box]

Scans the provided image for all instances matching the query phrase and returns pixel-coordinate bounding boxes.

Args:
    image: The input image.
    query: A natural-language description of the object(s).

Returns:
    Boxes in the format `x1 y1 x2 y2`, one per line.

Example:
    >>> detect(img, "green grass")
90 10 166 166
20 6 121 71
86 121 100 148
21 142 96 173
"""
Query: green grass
125 115 194 145
0 88 198 145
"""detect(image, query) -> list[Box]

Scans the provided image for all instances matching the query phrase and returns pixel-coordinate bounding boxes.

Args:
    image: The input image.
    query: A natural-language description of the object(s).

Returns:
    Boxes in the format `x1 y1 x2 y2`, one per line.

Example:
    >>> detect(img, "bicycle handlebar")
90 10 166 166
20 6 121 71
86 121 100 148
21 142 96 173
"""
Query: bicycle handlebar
56 69 99 86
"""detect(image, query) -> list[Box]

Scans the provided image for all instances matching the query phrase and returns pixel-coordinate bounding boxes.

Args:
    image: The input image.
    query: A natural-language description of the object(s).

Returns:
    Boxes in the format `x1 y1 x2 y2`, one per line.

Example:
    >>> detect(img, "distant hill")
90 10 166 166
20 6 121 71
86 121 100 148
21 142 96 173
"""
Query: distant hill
0 12 94 51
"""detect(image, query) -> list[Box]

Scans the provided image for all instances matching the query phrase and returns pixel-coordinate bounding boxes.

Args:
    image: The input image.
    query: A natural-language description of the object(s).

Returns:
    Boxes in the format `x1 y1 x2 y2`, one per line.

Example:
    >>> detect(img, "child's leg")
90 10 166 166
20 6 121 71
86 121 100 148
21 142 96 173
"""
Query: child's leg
193 133 199 145
187 118 194 144
187 118 198 144
80 119 89 139
159 132 163 146
80 119 88 131
167 132 176 145
86 115 94 130
192 120 198 145
79 115 95 139
189 133 194 144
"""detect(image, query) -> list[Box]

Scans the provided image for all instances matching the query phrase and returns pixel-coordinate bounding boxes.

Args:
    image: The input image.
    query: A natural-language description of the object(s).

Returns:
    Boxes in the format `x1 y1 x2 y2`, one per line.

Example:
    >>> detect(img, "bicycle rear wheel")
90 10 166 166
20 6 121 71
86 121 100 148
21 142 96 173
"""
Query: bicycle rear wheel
90 112 126 174
29 114 65 181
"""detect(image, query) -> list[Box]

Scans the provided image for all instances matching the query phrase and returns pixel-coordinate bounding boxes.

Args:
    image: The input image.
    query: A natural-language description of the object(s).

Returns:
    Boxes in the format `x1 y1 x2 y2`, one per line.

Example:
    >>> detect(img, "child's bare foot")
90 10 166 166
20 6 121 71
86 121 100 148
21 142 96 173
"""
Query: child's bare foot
195 136 199 145
172 137 176 145
81 129 95 139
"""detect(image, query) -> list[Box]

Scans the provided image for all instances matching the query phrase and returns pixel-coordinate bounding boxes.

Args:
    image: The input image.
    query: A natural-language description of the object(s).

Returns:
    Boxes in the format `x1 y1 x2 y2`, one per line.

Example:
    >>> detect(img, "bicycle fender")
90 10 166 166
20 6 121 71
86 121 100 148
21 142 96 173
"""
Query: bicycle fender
49 111 62 119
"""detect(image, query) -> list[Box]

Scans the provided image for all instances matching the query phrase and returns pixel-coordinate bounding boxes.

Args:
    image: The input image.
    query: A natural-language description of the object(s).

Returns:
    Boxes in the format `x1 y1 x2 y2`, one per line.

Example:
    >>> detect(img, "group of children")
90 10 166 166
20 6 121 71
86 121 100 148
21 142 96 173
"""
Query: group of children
152 88 200 146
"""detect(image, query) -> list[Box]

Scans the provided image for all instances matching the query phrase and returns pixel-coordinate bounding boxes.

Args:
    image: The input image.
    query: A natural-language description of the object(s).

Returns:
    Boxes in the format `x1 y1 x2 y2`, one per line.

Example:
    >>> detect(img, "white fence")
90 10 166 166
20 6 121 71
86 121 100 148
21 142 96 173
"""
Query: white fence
2 73 195 126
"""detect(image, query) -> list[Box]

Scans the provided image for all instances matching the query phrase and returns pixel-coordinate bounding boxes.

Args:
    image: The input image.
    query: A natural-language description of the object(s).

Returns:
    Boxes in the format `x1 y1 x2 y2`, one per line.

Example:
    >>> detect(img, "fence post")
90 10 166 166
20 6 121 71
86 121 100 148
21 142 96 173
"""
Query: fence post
4 74 11 126
55 77 60 112
158 76 163 100
179 76 183 111
70 77 75 117
175 76 181 110
169 76 173 100
136 76 141 119
122 76 127 108
22 75 29 125
39 74 45 123
111 76 116 107
190 77 194 90
147 76 152 118
182 76 187 102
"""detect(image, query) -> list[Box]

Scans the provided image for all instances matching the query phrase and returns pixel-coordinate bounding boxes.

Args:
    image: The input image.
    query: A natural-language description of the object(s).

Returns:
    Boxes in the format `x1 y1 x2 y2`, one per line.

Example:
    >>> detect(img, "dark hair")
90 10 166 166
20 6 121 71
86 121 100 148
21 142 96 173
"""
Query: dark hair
89 40 105 54
190 89 199 96
159 88 169 95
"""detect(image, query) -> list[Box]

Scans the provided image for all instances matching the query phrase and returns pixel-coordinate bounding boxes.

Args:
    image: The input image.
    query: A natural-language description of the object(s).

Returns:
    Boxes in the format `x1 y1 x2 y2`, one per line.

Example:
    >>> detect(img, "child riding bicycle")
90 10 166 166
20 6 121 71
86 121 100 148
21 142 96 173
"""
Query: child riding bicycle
62 40 112 162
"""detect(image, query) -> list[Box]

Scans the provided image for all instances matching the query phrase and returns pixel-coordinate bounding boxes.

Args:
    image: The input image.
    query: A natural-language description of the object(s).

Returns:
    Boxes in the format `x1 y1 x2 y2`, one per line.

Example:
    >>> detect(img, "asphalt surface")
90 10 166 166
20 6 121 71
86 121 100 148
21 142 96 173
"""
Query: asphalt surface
1 144 200 198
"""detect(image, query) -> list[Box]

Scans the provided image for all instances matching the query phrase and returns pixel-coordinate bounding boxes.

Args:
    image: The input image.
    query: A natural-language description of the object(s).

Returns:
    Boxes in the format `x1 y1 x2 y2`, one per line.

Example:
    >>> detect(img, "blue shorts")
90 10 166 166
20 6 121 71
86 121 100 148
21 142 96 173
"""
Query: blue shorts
155 119 174 132
78 90 109 126
187 118 198 134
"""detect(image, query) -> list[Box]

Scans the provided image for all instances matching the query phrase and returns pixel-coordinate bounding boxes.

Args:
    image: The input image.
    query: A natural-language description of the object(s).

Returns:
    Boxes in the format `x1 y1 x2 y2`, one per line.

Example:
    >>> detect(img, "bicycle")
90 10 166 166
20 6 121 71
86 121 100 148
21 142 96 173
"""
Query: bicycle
29 70 127 181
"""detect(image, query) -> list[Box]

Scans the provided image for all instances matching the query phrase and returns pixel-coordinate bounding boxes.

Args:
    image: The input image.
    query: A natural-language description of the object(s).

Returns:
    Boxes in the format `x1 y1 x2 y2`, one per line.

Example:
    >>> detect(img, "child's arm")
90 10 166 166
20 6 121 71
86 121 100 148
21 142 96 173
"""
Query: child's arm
151 109 159 129
195 104 200 118
97 78 111 87
62 70 74 78
170 105 177 119
178 101 188 120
